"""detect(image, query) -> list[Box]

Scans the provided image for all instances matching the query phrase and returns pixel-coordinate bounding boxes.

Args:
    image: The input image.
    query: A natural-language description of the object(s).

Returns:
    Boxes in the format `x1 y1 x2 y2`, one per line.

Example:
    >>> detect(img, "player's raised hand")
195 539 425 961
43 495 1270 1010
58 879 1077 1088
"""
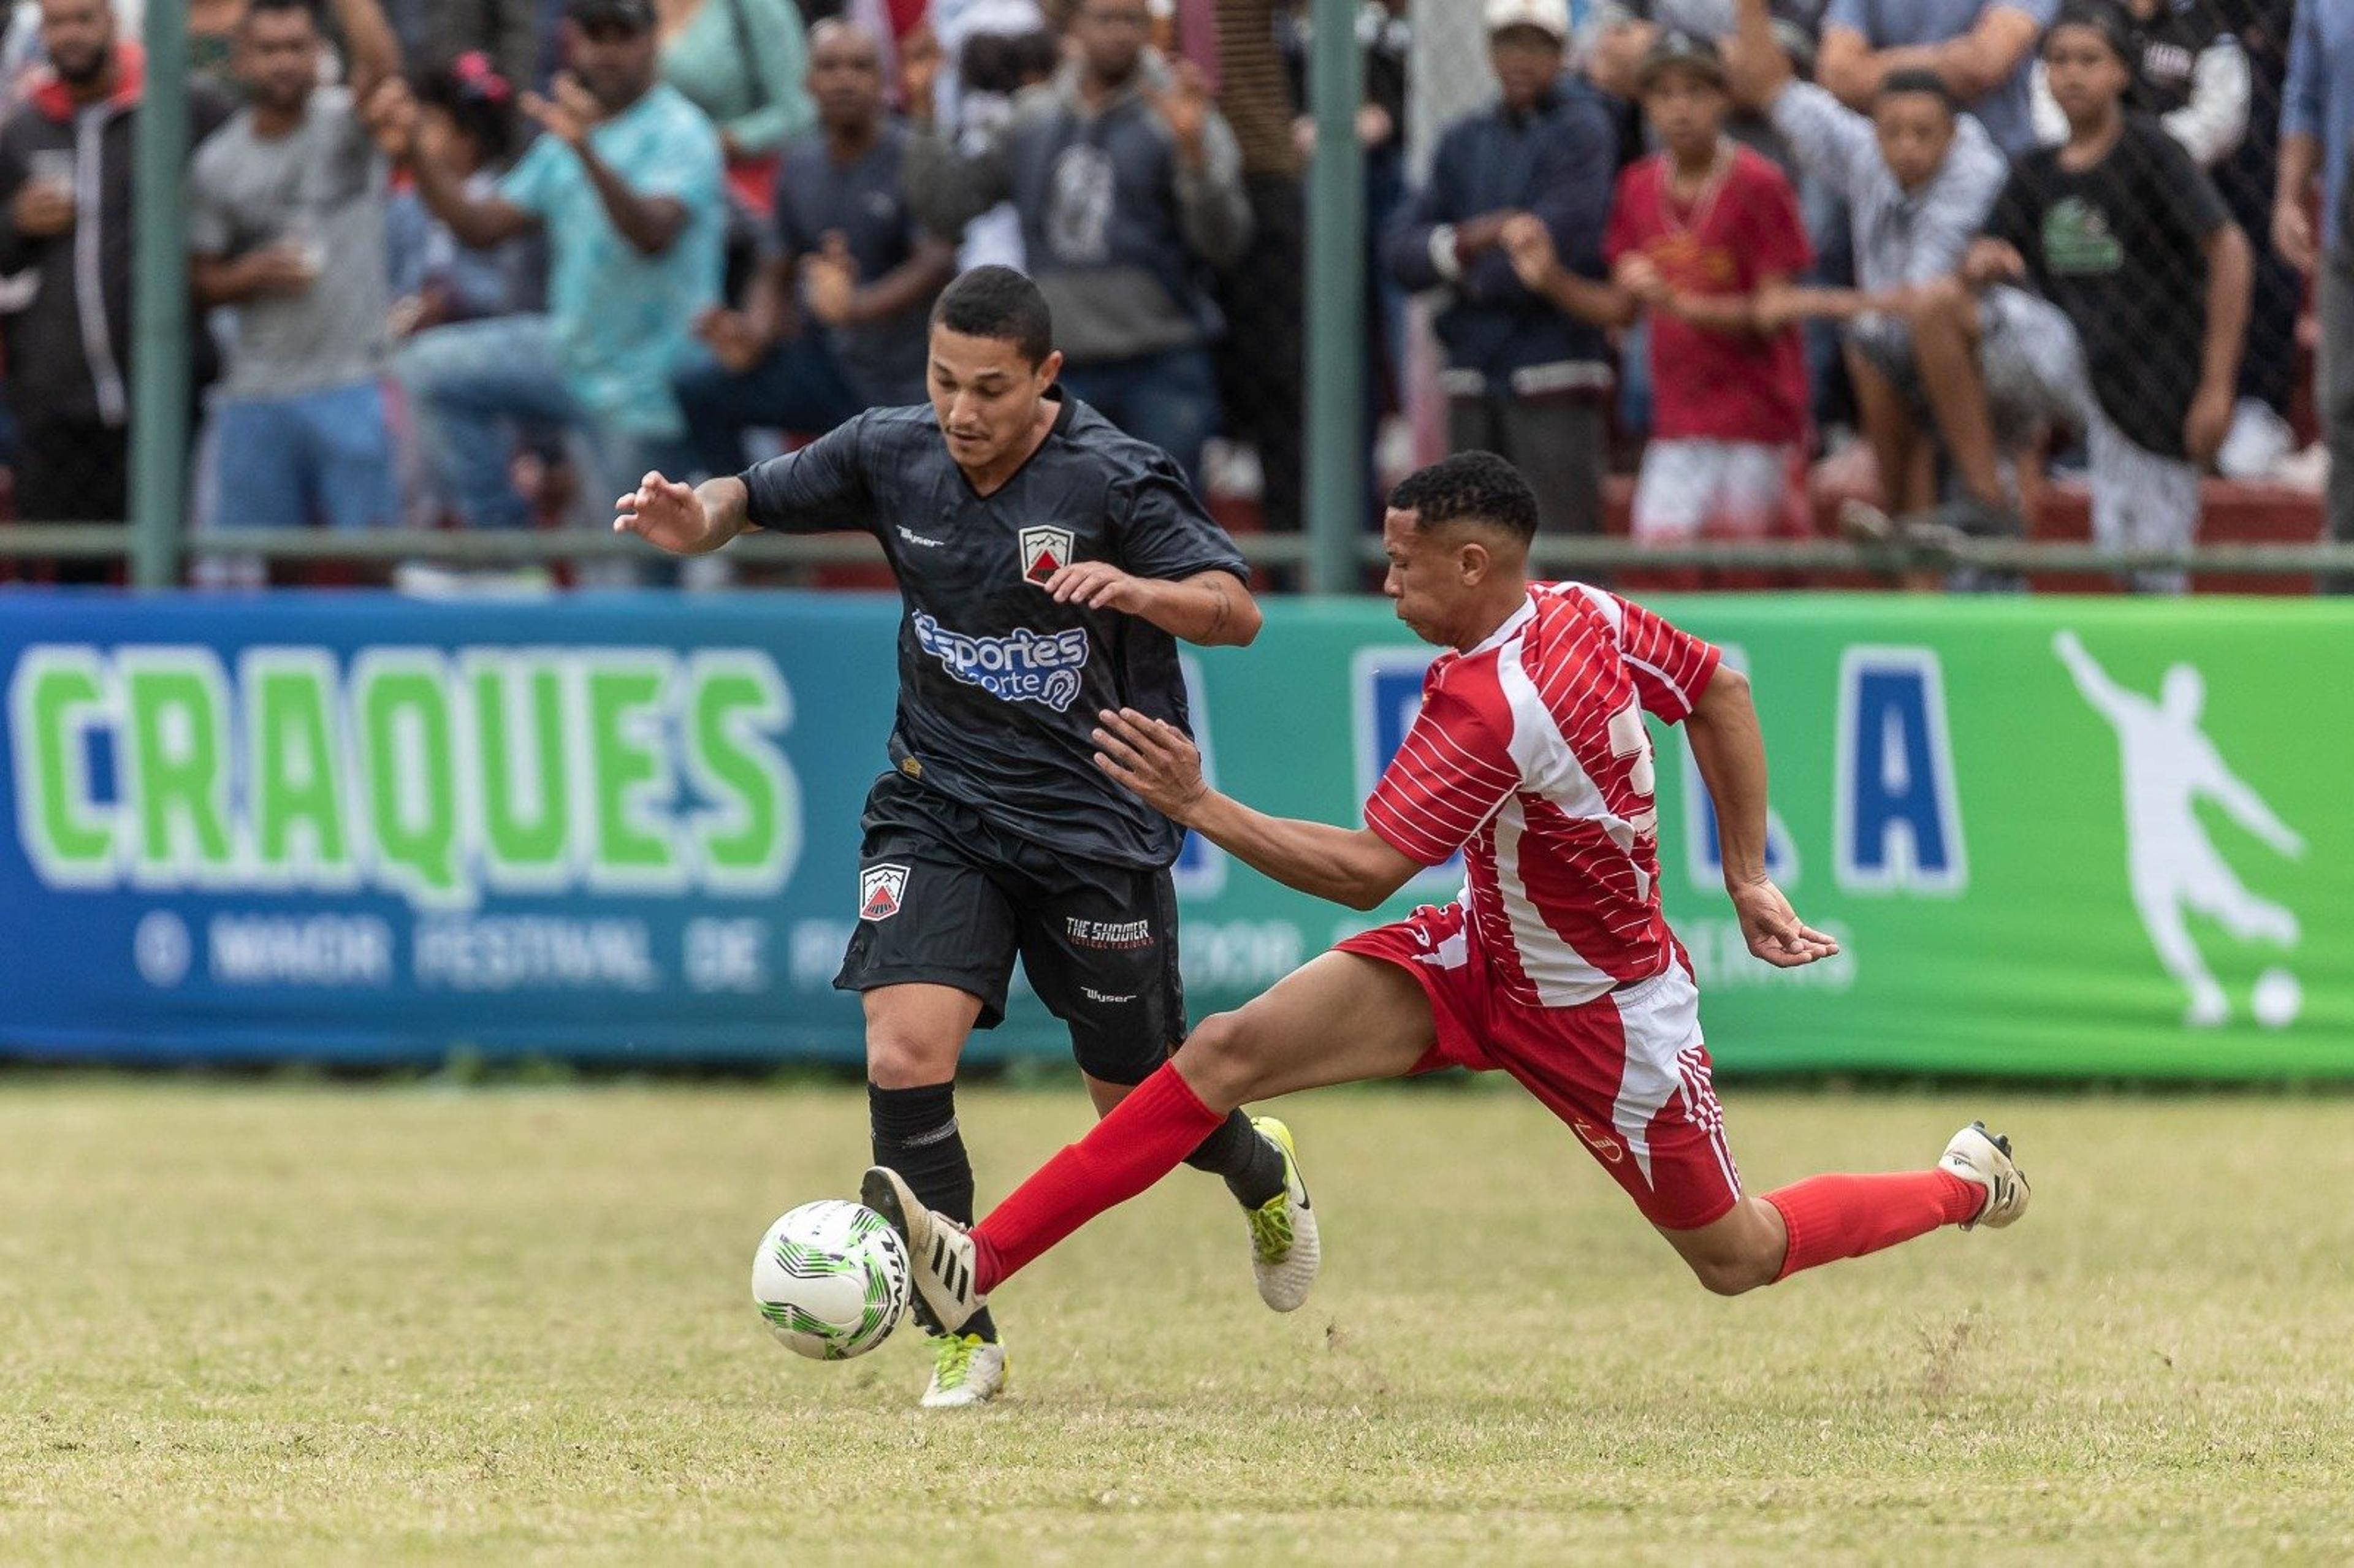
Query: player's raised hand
1092 707 1207 820
613 471 717 554
1727 877 1839 968
1045 560 1149 614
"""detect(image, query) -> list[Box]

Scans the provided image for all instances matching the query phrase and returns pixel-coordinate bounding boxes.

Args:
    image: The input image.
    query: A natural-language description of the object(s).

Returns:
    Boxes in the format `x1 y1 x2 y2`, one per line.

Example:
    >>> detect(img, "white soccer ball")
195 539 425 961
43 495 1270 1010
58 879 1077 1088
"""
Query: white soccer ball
751 1200 910 1361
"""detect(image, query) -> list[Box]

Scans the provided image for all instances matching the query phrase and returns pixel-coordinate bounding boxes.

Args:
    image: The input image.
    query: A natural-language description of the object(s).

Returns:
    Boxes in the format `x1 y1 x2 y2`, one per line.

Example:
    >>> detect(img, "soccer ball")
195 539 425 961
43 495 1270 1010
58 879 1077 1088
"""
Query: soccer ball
751 1200 911 1361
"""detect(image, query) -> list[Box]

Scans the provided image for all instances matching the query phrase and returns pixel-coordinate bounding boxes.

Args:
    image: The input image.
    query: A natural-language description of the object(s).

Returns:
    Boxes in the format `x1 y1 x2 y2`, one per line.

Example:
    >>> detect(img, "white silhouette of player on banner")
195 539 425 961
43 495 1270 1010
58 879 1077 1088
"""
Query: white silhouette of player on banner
2054 632 2305 1028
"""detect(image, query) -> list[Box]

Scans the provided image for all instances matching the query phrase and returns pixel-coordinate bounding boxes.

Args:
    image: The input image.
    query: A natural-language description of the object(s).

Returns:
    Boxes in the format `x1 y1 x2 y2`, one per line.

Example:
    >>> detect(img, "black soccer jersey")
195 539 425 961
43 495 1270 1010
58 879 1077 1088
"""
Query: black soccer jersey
740 393 1247 868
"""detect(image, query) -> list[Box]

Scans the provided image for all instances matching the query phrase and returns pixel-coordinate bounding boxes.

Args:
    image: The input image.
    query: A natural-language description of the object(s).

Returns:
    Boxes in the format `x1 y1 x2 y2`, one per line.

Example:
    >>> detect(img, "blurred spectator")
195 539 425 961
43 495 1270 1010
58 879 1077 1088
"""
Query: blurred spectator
388 0 725 532
673 18 954 476
931 10 1056 272
0 0 232 571
1721 0 2009 520
1589 0 1829 156
2212 0 2296 479
1383 0 1618 537
190 0 405 535
2277 0 2354 586
385 51 540 333
655 0 815 213
1208 0 1304 534
1965 2 2250 591
1817 0 2055 154
2029 0 2248 164
1515 31 1811 546
904 0 1252 487
383 0 541 97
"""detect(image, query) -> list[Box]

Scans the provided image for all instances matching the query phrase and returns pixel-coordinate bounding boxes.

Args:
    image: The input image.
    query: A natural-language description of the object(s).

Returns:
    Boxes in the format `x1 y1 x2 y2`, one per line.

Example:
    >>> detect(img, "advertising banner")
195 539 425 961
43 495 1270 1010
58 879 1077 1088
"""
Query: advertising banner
2 592 2347 1076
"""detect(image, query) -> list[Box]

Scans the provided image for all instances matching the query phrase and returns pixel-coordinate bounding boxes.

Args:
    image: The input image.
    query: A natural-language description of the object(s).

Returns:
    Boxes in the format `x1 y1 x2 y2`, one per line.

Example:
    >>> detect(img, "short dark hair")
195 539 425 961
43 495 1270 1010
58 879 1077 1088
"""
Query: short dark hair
1876 68 1958 113
2047 0 2133 62
1387 452 1540 544
930 265 1054 365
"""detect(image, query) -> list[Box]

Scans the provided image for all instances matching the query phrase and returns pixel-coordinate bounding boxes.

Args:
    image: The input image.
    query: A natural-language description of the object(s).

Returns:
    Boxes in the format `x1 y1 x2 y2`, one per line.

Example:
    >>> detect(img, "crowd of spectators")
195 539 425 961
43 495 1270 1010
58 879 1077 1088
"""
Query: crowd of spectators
0 0 2344 593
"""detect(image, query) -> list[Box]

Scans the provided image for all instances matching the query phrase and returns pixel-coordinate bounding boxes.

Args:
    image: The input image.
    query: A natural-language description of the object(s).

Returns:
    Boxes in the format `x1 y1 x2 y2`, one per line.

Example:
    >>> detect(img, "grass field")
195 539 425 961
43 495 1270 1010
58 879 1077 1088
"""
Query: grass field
2 1076 2350 1564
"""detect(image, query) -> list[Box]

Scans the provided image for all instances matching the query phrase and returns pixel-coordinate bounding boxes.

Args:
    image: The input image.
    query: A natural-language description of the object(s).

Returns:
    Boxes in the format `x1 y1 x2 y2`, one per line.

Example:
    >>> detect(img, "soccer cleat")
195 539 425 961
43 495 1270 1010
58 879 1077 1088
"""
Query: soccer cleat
920 1332 1008 1409
861 1165 985 1335
1245 1116 1320 1312
1938 1121 2030 1230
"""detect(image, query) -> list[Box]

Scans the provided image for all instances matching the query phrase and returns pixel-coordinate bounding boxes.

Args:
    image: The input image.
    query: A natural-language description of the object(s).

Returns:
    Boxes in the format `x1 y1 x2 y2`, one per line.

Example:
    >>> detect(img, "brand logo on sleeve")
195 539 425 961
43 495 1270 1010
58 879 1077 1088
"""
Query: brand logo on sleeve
911 611 1089 712
1019 525 1074 587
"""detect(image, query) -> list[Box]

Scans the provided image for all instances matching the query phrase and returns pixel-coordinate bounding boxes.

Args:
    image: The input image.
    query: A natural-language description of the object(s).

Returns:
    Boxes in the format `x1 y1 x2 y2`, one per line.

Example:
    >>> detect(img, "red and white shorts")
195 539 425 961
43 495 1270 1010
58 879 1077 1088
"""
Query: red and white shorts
1337 902 1742 1231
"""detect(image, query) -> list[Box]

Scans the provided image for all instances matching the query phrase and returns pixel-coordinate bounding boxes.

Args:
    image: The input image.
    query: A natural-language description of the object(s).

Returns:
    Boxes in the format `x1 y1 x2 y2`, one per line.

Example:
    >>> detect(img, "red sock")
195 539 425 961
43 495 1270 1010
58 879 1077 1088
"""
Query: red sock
969 1064 1226 1294
1762 1170 1983 1282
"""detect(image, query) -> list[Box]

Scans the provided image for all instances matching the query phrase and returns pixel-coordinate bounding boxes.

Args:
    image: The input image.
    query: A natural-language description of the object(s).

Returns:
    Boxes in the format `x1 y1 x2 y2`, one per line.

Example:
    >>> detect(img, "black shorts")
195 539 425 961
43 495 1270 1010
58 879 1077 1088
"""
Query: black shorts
834 770 1186 1085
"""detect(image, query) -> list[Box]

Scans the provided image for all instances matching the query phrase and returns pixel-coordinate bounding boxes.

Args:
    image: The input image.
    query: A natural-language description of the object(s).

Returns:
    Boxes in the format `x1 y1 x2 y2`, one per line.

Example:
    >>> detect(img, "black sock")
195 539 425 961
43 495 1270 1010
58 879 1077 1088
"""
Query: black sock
869 1081 999 1344
1182 1107 1288 1209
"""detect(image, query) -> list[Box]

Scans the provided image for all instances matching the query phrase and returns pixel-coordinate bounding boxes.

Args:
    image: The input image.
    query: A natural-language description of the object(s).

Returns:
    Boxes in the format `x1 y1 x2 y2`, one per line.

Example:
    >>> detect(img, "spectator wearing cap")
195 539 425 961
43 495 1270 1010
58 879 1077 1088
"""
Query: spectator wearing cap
672 18 955 475
901 0 1251 487
384 51 541 335
1383 0 1620 537
0 0 231 577
1718 0 2011 525
1589 0 1830 158
383 0 725 535
189 0 406 540
1509 31 1813 547
1962 1 2251 592
1816 0 2055 155
2277 0 2354 587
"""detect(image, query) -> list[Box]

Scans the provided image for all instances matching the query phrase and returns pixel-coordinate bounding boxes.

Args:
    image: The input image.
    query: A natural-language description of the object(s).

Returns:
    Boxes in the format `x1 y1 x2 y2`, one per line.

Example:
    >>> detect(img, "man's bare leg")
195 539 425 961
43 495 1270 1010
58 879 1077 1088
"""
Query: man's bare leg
1906 281 2013 510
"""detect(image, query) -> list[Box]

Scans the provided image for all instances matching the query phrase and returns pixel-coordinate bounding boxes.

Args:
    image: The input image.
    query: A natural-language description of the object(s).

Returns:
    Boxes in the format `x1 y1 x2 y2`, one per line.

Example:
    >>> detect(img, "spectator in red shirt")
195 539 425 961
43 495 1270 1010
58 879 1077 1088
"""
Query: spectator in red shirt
1513 31 1810 546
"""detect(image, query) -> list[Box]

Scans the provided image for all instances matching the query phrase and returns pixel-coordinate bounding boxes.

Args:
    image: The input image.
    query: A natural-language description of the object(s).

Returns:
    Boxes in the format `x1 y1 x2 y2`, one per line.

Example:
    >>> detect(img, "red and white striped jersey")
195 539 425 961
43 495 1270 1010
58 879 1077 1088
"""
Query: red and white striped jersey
1362 582 1721 1008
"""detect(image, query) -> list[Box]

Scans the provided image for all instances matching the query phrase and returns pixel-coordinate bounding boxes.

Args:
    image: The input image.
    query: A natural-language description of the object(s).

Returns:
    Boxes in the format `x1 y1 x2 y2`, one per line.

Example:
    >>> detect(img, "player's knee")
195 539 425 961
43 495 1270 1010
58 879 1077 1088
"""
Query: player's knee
1173 1010 1268 1106
1688 1253 1772 1297
864 1029 959 1090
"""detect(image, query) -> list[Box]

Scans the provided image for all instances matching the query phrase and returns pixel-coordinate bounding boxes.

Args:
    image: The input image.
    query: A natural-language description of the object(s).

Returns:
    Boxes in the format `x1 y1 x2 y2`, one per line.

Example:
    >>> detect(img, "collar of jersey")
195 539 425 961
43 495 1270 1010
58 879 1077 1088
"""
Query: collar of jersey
1463 595 1536 658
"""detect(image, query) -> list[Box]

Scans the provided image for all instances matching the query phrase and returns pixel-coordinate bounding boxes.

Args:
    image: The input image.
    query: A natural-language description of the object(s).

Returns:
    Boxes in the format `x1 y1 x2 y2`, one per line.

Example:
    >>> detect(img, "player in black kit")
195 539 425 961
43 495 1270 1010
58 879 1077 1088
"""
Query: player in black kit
615 267 1317 1407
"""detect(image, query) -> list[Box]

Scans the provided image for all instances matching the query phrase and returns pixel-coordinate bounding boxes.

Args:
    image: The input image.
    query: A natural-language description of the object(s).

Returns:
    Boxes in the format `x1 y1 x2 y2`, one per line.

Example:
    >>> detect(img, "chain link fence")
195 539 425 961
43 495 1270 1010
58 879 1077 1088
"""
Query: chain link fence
0 0 2336 590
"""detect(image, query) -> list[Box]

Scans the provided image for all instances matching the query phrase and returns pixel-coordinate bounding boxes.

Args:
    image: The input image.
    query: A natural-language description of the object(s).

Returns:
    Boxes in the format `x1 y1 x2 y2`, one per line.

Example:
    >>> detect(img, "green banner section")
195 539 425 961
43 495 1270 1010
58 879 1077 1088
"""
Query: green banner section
1189 596 2353 1079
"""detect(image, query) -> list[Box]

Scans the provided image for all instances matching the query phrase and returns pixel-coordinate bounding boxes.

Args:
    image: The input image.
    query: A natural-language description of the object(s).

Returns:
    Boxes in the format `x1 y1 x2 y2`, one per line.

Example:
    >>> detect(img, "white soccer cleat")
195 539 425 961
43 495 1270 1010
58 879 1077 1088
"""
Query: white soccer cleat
1938 1121 2030 1230
1246 1116 1320 1312
919 1333 1008 1409
861 1165 985 1335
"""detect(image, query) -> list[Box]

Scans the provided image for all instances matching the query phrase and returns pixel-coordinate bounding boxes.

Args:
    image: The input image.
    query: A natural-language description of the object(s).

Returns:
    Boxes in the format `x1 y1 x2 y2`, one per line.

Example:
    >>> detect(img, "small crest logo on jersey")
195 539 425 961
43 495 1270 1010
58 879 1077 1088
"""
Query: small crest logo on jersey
1019 525 1074 587
858 864 909 922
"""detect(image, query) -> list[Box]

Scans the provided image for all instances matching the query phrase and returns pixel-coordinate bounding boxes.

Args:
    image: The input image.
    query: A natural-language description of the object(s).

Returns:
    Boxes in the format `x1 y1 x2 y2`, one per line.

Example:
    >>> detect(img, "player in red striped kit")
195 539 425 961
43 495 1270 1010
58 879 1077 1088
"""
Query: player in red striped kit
866 451 2027 1332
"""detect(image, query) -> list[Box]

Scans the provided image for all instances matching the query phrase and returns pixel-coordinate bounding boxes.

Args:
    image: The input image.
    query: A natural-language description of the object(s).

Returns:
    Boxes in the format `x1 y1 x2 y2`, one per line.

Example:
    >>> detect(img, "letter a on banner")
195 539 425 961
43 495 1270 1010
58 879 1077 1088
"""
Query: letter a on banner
1835 646 1967 893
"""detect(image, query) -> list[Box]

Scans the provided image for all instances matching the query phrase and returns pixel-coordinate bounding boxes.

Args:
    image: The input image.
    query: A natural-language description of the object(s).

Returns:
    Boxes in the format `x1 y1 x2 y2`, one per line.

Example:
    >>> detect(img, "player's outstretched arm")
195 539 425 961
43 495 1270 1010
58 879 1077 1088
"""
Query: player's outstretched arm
613 473 755 556
1685 666 1840 968
1093 708 1415 909
1046 565 1263 647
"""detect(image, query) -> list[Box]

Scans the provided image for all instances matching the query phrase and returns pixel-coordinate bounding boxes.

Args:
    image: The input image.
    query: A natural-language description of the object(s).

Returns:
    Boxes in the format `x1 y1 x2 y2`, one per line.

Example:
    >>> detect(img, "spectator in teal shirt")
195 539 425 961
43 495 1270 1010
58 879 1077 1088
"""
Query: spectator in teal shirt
381 0 725 532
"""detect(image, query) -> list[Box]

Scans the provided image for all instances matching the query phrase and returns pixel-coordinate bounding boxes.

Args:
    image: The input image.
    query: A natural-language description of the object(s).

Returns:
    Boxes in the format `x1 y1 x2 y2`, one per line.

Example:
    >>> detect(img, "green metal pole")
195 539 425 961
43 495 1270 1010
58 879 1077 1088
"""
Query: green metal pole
128 0 191 590
1303 0 1366 595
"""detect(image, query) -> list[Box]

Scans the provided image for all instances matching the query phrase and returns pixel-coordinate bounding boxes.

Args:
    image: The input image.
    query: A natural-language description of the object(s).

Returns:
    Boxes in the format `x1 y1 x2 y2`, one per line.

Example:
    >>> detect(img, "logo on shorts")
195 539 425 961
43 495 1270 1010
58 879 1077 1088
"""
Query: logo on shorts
1080 986 1138 1005
1065 916 1152 950
859 863 909 921
1019 525 1074 587
1572 1120 1625 1163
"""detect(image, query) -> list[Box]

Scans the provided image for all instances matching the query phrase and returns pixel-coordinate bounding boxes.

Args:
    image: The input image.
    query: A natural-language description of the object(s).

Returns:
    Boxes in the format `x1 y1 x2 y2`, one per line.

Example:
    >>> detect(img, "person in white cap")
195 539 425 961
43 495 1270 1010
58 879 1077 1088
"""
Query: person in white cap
1382 0 1620 538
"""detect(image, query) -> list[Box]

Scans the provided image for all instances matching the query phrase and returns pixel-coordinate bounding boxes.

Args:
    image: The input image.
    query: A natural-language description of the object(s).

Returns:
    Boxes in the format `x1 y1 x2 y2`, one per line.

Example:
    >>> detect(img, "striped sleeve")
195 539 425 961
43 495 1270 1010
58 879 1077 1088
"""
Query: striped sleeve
1556 582 1721 723
1362 682 1520 867
1611 592 1721 723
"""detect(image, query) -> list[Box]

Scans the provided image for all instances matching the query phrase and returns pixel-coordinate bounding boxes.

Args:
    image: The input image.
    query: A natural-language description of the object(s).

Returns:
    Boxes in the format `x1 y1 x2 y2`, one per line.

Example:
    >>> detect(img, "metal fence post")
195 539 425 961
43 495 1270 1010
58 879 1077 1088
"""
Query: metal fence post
128 0 192 590
1303 0 1366 596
